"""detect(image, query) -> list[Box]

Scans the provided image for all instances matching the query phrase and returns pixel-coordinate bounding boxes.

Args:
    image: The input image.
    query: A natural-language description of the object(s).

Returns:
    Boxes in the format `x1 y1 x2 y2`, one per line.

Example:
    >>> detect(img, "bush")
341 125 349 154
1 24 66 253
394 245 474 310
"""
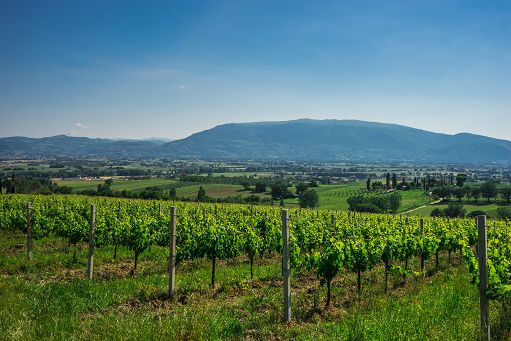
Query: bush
496 207 511 220
444 203 466 218
430 208 445 217
468 210 486 218
298 189 319 208
354 203 382 213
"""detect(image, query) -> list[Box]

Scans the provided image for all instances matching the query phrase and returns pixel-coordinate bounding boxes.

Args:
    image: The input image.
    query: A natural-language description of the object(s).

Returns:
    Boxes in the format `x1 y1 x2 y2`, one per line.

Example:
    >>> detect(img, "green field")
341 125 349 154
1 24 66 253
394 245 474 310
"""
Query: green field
54 179 435 212
2 230 508 340
55 179 177 192
284 182 433 212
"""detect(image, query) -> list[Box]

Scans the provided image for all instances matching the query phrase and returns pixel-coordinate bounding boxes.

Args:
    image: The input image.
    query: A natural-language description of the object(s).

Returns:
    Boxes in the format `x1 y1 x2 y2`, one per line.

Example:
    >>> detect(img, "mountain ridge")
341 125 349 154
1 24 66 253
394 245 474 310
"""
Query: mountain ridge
1 119 510 164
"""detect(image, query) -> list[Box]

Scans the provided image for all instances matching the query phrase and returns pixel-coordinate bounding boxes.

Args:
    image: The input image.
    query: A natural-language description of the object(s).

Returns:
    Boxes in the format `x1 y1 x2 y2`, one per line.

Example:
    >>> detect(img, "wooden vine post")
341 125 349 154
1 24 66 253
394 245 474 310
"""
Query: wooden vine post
477 215 490 341
168 206 177 298
420 218 425 275
281 209 291 323
26 202 33 261
87 204 96 280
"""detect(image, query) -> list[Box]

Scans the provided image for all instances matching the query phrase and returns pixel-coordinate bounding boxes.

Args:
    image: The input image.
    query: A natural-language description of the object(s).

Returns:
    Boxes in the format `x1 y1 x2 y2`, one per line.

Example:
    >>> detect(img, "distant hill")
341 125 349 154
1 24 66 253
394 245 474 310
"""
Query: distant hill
1 119 510 164
0 135 160 158
161 119 511 164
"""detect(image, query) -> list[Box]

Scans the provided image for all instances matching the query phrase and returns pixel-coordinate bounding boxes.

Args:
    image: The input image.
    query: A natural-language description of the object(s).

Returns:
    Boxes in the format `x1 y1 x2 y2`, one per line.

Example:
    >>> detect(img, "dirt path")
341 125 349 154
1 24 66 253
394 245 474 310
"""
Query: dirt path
402 198 443 215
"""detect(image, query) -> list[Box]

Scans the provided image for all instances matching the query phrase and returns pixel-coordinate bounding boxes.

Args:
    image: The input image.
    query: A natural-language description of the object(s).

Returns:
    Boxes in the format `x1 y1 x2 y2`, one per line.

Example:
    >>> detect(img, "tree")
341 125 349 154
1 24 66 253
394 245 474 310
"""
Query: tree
480 181 498 203
452 187 466 202
197 186 207 202
391 174 397 189
97 179 113 194
254 182 267 193
295 183 309 196
0 178 2 194
298 189 319 208
270 182 288 200
168 187 177 198
366 178 371 191
309 180 319 187
6 179 15 194
471 187 481 203
456 174 467 187
388 192 402 213
386 173 391 189
464 185 473 201
240 181 251 191
432 186 453 200
371 181 383 191
500 186 511 203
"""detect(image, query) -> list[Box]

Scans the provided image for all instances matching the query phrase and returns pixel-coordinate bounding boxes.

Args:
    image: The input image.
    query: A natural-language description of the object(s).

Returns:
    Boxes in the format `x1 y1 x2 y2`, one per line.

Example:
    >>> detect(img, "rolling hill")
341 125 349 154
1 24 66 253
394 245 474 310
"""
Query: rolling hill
161 119 511 164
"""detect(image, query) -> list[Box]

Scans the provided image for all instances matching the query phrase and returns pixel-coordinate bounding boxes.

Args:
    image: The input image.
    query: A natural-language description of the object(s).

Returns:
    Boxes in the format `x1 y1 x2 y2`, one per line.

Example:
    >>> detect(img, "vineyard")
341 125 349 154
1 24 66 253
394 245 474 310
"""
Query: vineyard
1 194 510 340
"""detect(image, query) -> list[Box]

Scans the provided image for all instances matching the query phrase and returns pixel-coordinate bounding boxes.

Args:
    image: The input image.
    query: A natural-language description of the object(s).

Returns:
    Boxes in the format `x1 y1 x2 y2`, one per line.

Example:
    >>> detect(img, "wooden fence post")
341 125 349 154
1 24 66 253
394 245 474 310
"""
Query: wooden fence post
27 202 33 261
477 215 490 341
282 209 291 323
87 204 96 280
169 206 177 297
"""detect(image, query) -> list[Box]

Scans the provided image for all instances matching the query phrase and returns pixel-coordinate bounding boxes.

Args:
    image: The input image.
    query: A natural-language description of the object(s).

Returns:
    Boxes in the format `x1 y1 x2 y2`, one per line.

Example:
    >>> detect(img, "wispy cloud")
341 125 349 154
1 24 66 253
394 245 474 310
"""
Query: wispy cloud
176 84 191 91
75 123 88 129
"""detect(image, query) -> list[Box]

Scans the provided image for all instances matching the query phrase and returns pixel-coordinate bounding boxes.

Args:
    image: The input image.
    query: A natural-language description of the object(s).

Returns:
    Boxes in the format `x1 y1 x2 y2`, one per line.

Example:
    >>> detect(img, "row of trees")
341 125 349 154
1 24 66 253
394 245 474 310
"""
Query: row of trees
366 173 469 192
197 183 320 208
431 203 511 220
0 175 72 195
432 181 511 203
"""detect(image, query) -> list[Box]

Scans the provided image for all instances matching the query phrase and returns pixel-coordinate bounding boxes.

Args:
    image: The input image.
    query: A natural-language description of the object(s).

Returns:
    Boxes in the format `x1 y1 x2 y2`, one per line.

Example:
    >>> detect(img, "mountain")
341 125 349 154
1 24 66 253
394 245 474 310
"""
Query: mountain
161 119 511 164
0 135 160 158
1 119 510 164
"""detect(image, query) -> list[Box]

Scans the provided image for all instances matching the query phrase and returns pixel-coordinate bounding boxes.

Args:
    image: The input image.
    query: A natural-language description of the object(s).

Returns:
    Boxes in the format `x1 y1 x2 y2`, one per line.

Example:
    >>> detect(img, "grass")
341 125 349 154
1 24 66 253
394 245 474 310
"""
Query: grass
55 179 177 192
1 230 509 340
399 190 435 212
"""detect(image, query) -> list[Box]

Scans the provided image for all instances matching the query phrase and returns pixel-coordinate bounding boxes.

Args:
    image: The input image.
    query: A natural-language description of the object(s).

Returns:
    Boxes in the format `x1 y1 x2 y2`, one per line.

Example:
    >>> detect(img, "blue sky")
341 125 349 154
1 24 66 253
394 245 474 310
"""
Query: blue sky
1 0 510 140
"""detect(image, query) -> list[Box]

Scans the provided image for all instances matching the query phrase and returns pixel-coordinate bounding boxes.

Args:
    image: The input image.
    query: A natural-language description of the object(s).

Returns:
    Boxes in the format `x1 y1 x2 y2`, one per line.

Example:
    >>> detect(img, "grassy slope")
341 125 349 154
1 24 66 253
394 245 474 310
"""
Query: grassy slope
2 231 508 340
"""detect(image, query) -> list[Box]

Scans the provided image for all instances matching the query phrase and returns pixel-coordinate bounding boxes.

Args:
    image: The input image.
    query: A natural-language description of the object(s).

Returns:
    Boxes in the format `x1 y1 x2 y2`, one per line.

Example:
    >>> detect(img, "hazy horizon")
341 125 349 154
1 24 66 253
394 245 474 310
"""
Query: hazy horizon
1 1 510 140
